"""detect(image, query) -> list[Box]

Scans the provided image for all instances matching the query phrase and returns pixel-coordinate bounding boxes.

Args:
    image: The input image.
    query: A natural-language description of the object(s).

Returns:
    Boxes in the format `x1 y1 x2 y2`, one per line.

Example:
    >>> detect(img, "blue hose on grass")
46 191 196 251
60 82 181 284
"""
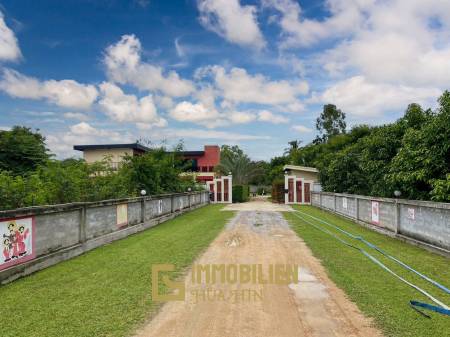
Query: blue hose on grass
294 209 450 295
291 212 450 315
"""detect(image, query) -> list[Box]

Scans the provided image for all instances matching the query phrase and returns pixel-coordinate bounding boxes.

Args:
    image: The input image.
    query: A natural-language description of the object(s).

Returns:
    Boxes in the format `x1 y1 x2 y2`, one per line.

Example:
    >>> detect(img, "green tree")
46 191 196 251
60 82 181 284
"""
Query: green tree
387 92 450 200
315 104 346 143
216 145 262 185
0 126 50 174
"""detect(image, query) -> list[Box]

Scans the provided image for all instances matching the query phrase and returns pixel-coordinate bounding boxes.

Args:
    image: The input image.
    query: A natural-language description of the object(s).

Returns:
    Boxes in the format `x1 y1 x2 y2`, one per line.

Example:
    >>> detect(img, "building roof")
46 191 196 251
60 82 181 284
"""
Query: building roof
283 165 319 173
179 151 205 157
73 143 150 152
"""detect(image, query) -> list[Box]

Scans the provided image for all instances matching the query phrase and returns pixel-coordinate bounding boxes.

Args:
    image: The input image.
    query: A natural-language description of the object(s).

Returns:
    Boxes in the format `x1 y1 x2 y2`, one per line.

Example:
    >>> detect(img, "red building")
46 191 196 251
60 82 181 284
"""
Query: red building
180 145 220 182
74 143 221 183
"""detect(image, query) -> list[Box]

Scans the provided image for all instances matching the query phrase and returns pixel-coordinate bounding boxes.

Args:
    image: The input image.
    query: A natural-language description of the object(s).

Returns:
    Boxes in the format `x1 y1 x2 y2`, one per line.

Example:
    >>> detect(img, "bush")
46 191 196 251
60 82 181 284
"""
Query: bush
232 185 249 203
271 180 285 203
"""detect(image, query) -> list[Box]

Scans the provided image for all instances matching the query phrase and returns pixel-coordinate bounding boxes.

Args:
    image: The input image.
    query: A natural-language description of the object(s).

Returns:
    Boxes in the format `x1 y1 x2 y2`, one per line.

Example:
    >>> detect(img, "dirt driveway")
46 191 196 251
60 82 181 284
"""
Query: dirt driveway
135 201 383 337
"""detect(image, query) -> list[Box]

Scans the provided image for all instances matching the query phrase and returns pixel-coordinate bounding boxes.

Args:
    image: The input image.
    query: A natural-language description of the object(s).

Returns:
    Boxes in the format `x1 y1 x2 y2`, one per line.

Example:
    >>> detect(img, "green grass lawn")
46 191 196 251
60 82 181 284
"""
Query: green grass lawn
285 205 450 337
0 204 233 337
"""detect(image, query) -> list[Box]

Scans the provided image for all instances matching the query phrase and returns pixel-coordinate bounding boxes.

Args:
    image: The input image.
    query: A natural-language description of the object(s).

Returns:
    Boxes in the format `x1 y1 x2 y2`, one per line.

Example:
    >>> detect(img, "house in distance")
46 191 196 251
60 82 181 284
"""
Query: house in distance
73 143 221 183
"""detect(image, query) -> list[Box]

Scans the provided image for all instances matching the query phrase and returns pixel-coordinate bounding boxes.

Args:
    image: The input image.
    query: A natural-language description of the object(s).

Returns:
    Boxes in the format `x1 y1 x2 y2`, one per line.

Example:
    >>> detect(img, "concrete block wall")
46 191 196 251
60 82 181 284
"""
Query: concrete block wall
312 192 450 253
0 191 209 284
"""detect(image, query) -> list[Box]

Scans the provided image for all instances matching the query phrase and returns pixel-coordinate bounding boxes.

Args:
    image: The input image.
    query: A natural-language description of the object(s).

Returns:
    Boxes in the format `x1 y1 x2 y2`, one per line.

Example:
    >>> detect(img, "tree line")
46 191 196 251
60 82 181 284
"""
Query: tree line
271 91 450 202
0 128 197 210
1 90 448 209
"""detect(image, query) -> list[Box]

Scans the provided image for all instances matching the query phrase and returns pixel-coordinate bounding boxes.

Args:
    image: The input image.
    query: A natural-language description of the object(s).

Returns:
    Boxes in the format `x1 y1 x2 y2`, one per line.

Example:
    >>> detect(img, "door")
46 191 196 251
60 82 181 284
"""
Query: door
217 181 222 202
223 178 229 202
296 180 302 204
288 178 294 203
304 183 311 203
208 182 215 202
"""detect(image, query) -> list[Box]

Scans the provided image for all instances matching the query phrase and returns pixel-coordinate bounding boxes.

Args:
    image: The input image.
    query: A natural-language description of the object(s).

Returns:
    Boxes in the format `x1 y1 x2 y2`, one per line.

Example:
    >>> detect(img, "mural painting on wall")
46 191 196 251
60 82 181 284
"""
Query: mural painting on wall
1 216 35 271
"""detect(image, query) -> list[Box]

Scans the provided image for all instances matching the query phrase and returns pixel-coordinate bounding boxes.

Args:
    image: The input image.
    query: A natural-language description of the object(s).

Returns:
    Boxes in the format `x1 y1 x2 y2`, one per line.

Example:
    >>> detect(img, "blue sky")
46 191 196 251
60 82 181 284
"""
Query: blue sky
0 0 449 159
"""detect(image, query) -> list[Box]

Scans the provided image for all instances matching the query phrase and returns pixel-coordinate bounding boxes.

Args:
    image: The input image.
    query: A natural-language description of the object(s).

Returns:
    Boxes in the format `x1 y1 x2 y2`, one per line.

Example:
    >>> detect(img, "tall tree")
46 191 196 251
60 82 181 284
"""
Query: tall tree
0 126 50 175
216 145 262 185
315 104 347 142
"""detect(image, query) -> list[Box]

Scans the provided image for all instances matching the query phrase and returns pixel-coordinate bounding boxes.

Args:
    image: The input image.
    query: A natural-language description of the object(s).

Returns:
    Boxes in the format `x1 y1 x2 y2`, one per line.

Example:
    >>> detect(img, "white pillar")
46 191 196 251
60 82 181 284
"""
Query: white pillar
228 175 233 203
214 179 217 204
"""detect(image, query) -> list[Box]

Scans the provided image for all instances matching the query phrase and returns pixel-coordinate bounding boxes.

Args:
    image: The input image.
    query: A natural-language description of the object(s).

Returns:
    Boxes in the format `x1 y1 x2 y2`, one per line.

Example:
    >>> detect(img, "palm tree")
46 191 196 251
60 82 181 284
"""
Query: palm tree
216 148 262 185
284 140 302 156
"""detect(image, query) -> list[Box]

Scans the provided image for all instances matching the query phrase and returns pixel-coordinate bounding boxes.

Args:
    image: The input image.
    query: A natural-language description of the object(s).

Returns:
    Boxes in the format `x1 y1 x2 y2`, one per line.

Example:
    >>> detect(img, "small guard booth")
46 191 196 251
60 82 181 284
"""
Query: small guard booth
207 175 232 203
284 165 319 204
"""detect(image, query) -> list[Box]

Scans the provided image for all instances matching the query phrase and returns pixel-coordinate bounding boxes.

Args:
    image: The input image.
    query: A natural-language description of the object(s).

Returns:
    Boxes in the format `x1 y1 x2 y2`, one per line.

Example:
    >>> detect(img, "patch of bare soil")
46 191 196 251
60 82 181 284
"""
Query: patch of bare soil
134 201 384 337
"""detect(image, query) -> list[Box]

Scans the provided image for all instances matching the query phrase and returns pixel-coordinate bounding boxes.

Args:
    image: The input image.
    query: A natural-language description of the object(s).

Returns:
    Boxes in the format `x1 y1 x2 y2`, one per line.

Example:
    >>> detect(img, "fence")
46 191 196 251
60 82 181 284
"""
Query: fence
0 191 209 284
311 192 450 254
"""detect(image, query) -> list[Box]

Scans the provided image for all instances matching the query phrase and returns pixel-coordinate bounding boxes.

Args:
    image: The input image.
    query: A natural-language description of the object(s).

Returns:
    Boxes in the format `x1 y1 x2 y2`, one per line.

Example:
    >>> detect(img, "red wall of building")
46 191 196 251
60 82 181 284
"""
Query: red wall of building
197 145 220 169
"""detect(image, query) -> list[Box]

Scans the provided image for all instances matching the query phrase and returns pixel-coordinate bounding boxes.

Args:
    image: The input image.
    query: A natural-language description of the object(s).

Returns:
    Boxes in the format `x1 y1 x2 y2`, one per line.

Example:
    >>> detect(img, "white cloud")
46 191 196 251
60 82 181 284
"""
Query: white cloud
170 101 218 124
0 12 21 61
264 0 374 48
46 123 133 157
228 111 256 124
63 112 89 121
197 0 265 49
315 76 441 117
200 65 308 105
0 69 98 109
291 124 312 133
257 110 289 124
104 34 194 97
174 37 185 58
154 95 174 109
268 0 450 89
152 127 270 141
98 82 167 127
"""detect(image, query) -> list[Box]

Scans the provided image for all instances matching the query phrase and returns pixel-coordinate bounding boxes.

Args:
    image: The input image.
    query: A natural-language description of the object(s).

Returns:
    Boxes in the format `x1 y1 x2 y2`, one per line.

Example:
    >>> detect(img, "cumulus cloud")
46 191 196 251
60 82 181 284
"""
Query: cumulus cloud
98 82 167 127
151 127 270 141
104 34 194 97
198 65 308 105
257 110 289 124
314 76 441 117
170 101 218 124
267 0 450 90
0 12 21 61
0 69 98 109
63 112 90 121
197 0 265 49
46 123 133 157
264 0 373 48
291 124 312 133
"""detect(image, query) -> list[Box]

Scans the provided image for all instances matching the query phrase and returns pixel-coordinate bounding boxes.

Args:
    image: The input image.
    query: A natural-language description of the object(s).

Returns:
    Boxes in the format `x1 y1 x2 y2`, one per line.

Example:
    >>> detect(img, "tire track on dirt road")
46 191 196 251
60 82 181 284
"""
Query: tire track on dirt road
135 201 384 337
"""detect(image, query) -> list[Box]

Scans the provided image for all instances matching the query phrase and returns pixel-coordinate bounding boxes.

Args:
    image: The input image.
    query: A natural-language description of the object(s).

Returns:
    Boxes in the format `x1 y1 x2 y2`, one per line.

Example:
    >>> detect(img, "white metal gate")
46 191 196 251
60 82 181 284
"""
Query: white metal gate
284 175 313 204
207 175 232 203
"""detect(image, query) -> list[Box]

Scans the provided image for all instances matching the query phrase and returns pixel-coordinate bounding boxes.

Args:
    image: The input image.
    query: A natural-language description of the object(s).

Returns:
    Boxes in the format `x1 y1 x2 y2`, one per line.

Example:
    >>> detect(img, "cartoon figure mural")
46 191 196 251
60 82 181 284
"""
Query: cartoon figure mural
0 216 35 271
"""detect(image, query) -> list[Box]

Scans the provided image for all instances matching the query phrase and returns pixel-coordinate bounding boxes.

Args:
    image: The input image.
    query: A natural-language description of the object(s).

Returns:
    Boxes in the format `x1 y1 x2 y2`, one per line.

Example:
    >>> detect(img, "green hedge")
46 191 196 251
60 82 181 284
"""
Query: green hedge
232 185 249 202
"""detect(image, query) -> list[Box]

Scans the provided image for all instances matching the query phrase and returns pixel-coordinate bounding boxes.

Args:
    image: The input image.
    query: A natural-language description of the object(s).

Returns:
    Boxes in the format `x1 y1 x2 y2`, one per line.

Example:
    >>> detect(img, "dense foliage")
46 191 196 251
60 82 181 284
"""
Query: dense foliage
216 145 265 185
0 132 197 210
271 91 450 202
0 126 51 175
232 185 250 203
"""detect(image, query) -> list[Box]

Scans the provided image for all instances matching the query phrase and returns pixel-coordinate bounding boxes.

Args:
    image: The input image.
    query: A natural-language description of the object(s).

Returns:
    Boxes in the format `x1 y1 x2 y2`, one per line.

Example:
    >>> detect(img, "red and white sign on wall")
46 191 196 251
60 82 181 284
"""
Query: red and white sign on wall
1 216 35 271
371 201 380 225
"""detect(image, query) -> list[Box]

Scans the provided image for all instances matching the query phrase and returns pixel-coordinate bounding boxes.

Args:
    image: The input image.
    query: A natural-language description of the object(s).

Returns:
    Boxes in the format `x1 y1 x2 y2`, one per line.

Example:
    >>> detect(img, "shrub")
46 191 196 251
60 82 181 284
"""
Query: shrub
232 185 249 203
